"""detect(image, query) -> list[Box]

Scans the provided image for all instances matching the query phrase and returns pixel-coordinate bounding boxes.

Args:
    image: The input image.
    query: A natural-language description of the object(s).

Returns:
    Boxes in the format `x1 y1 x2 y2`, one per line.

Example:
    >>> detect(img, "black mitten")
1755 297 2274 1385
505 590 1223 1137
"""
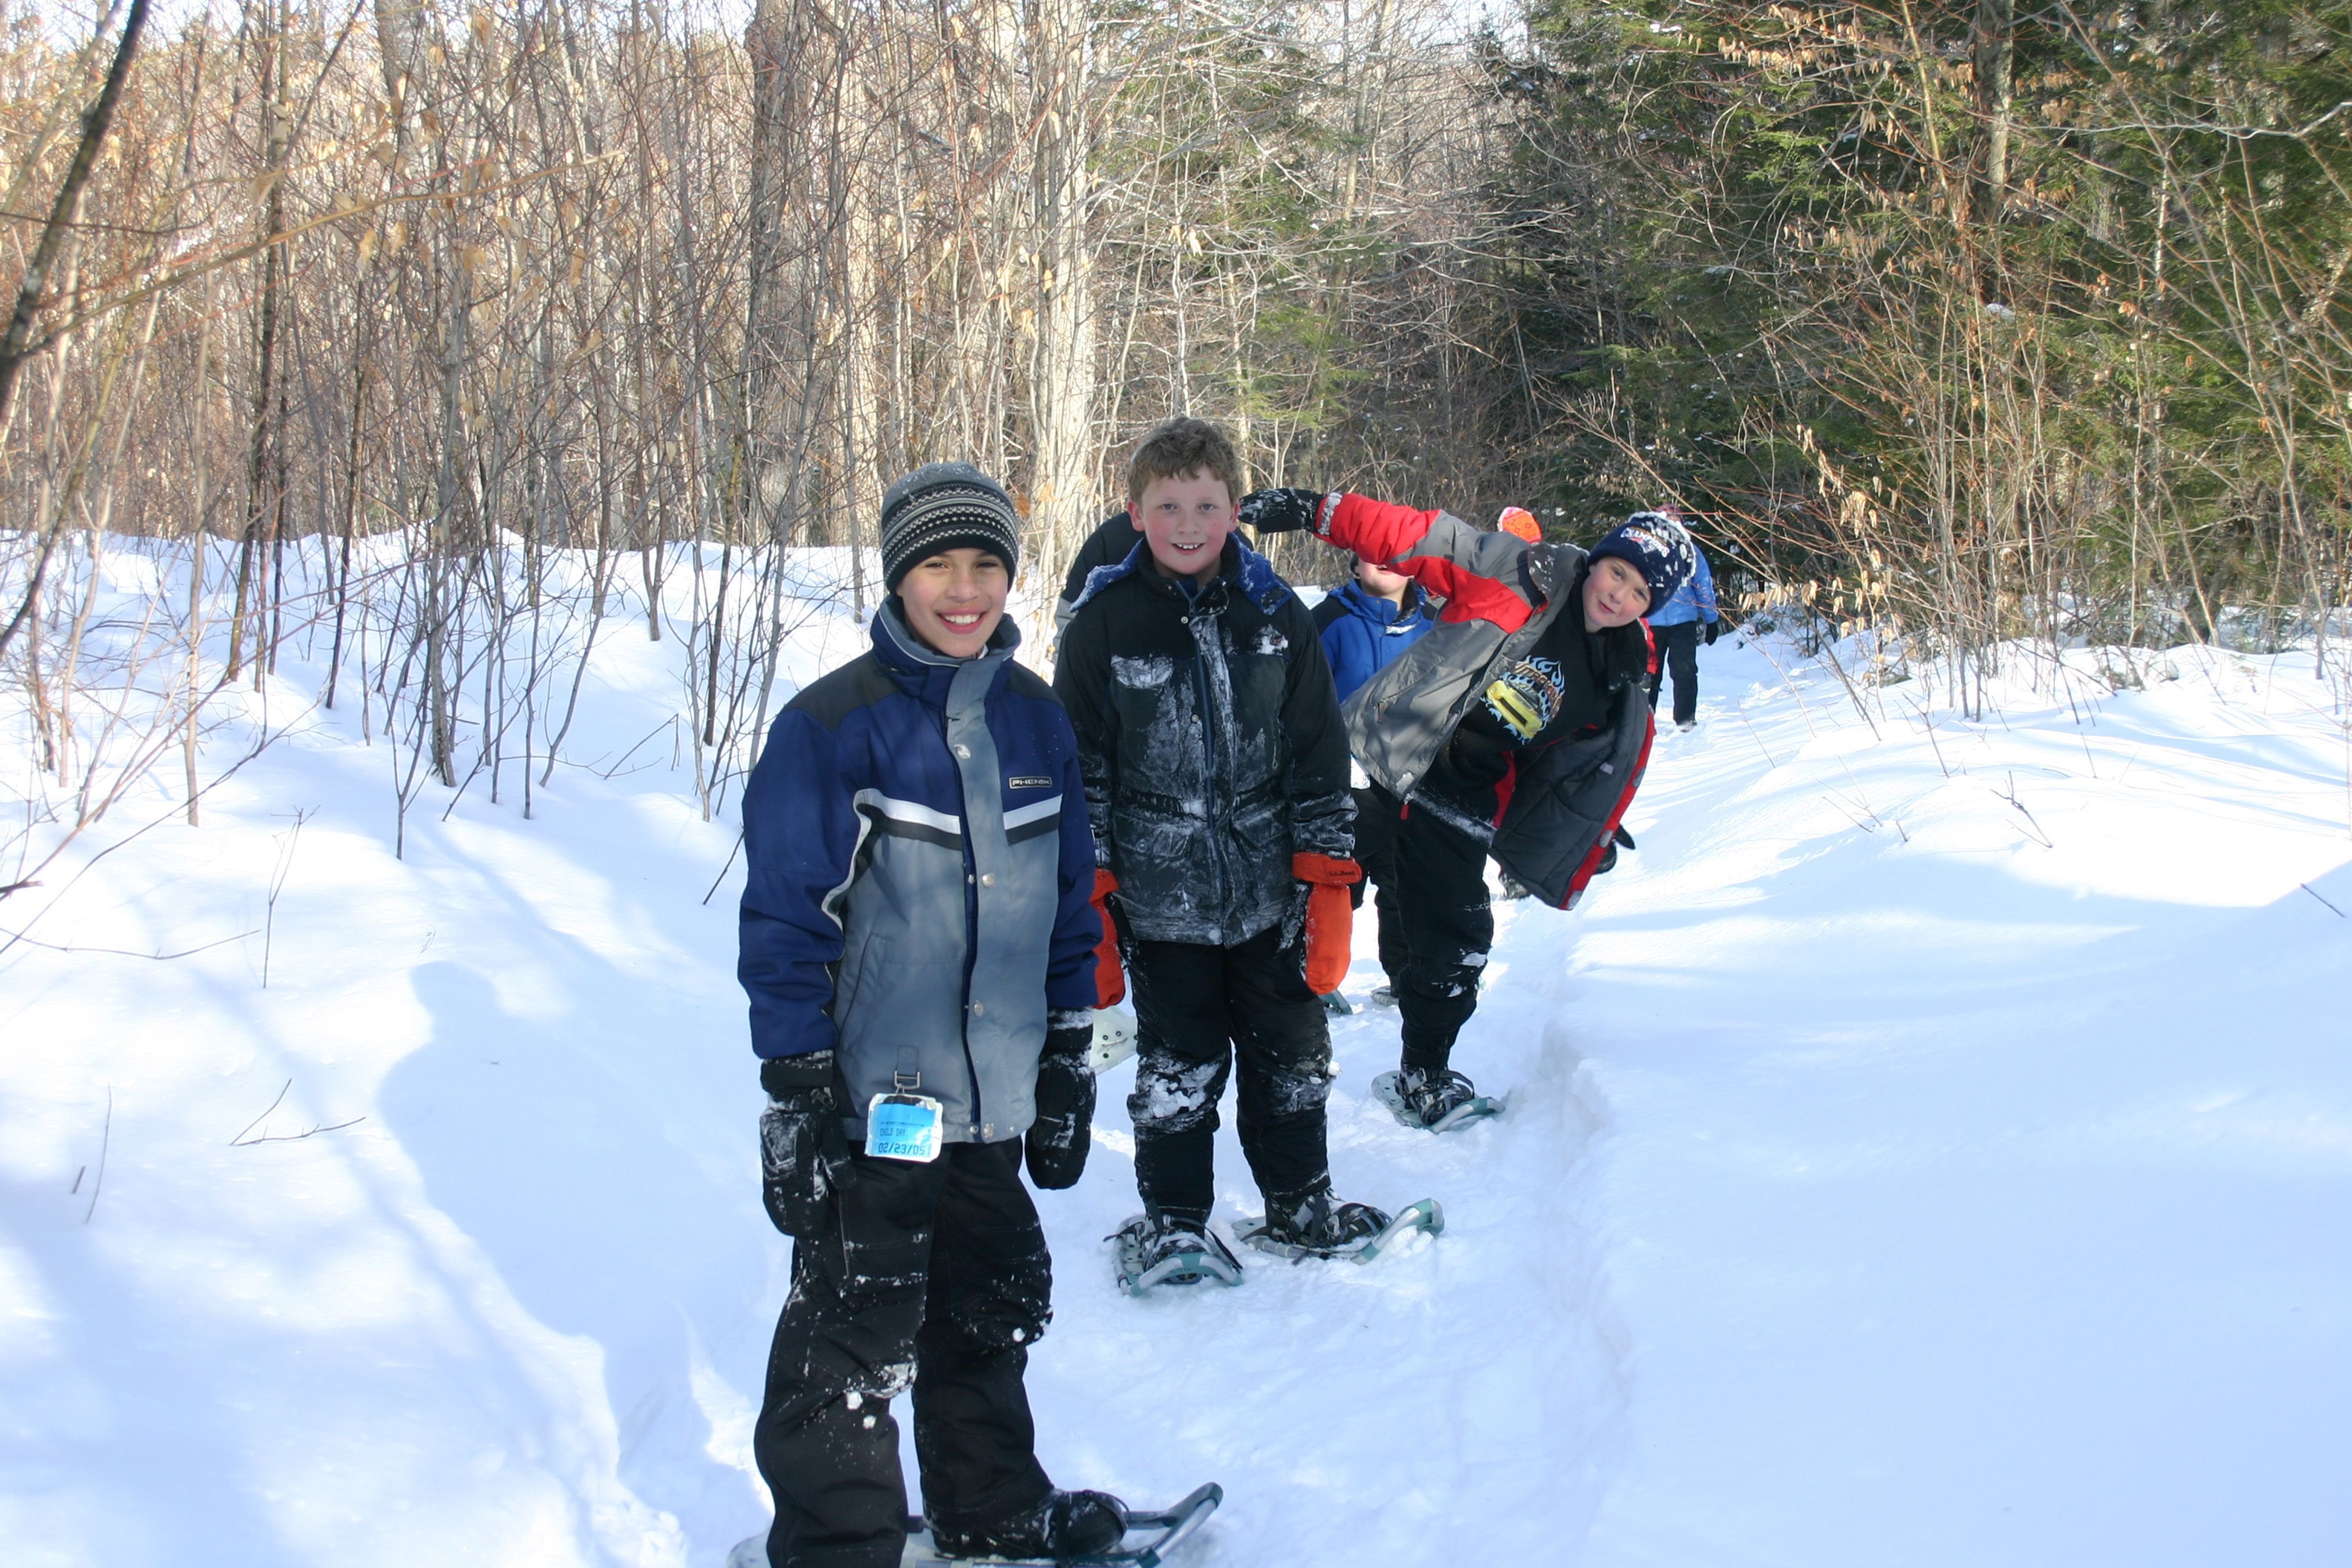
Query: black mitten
1024 1015 1096 1190
760 1051 855 1238
1236 487 1332 535
1704 620 1720 646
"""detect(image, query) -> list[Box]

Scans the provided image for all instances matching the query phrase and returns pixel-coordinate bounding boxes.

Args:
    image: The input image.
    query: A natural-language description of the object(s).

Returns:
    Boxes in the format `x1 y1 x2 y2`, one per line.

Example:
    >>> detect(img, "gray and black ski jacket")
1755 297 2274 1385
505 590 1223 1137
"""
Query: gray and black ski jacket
1311 493 1657 909
1054 536 1354 947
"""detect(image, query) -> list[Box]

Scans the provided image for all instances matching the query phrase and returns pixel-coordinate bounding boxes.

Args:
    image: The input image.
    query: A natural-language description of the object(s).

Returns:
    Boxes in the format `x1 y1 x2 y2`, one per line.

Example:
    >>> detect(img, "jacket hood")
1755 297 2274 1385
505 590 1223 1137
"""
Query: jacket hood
1070 534 1294 617
1332 578 1428 627
872 597 1020 706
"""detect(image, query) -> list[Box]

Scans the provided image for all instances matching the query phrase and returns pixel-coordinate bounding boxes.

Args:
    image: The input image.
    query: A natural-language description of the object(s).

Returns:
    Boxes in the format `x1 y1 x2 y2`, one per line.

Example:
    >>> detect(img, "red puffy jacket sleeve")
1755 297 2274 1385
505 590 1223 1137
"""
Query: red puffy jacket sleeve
1317 493 1544 635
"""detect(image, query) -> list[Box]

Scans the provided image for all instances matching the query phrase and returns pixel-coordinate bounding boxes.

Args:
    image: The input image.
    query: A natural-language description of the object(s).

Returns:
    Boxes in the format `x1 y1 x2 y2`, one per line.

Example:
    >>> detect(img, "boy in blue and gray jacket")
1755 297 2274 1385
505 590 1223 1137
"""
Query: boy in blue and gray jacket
738 464 1123 1567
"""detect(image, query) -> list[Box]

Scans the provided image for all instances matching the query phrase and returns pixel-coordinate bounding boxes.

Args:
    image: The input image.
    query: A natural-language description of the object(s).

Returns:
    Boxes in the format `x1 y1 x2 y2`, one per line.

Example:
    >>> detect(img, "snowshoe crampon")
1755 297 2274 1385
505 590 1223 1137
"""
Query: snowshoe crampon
1235 1197 1443 1265
1112 1215 1243 1294
728 1485 1222 1568
1372 1069 1502 1134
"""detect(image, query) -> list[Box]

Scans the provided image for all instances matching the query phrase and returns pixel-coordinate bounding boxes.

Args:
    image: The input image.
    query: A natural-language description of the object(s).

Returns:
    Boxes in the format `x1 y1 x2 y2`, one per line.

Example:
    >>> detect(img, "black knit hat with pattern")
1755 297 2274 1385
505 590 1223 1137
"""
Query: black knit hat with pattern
880 462 1022 592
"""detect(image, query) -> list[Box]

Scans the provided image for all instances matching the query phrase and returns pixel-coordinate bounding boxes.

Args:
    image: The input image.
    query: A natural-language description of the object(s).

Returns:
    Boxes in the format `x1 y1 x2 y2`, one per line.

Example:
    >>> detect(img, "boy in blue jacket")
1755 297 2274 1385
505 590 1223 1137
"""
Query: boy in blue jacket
737 463 1121 1567
1644 531 1720 729
1312 554 1433 1006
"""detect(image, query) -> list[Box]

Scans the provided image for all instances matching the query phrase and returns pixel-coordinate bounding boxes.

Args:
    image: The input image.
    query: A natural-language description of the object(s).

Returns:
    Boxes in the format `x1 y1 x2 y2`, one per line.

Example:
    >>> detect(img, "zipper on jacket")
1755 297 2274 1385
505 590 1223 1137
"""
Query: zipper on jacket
1182 598 1232 940
945 707 988 1133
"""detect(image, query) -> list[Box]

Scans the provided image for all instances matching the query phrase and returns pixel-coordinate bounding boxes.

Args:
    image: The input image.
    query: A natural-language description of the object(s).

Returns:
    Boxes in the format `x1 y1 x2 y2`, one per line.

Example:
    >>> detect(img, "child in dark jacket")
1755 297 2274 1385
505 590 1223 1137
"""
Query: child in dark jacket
738 463 1120 1567
1054 418 1393 1282
1239 485 1694 1129
1312 556 1434 1006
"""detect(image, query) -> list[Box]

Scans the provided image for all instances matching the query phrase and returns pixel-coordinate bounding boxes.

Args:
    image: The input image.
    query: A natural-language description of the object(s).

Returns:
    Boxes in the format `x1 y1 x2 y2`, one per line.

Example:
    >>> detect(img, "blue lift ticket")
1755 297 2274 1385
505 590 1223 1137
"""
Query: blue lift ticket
866 1092 944 1163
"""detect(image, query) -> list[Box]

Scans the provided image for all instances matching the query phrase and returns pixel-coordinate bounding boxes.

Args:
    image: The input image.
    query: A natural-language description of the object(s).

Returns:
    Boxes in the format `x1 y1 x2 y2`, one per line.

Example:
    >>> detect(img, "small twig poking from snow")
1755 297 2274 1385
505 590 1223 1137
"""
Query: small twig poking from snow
0 927 254 961
1993 771 2054 848
83 1087 110 1224
591 715 673 781
2059 678 2101 780
1734 704 1781 767
261 807 311 989
1909 698 1957 778
230 1080 292 1145
703 829 745 907
228 1077 365 1146
0 879 39 898
2301 884 2346 919
235 1117 366 1146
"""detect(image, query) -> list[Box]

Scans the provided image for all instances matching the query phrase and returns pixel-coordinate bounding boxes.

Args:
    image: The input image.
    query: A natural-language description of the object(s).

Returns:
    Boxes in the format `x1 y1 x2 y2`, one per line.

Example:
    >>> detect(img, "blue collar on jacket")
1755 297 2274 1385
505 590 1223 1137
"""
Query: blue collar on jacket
1332 578 1427 628
872 598 1018 709
1071 534 1293 616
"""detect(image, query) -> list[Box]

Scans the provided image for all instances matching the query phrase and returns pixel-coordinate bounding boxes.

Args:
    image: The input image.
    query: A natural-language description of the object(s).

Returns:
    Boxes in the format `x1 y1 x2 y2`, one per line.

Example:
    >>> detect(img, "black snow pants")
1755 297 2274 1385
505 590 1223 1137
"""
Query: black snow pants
1126 919 1335 1224
1364 784 1495 1076
755 1138 1053 1568
1346 783 1408 990
1651 621 1701 726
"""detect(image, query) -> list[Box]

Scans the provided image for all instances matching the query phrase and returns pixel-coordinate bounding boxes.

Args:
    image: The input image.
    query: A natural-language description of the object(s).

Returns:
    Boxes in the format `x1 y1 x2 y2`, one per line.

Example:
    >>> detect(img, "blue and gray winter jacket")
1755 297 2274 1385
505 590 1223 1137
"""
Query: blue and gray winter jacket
738 603 1101 1145
1645 542 1717 628
1312 579 1434 704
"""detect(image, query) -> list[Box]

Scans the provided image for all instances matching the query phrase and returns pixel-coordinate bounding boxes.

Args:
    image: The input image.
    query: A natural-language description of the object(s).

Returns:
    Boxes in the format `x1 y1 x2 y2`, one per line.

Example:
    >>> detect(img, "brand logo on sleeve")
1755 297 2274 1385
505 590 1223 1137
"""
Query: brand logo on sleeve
1006 775 1053 790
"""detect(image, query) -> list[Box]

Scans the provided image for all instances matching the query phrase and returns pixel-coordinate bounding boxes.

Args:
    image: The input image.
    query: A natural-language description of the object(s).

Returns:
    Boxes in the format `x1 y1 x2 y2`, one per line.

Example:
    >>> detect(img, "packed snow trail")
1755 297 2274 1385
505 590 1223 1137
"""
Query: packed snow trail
3 554 2349 1566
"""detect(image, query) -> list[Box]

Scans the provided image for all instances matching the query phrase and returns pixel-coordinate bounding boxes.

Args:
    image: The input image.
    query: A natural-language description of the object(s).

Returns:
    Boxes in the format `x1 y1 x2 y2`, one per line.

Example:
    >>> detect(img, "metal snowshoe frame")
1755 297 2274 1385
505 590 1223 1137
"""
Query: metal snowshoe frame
898 1483 1223 1567
731 1485 1223 1568
1234 1197 1443 1264
1112 1215 1244 1294
1371 1069 1503 1134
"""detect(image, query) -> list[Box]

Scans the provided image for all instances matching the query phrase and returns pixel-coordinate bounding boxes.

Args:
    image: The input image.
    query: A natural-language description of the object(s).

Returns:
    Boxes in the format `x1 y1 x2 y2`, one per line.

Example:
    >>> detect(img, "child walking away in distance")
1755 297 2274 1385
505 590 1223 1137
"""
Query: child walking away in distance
734 463 1199 1567
1312 546 1435 1012
1056 419 1433 1291
1239 485 1693 1132
1645 526 1721 731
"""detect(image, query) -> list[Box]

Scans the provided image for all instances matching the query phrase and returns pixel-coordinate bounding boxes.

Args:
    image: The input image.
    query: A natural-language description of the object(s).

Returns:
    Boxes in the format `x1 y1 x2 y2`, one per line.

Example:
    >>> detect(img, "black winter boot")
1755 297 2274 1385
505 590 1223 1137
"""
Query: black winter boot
1396 1066 1482 1129
1259 1185 1389 1256
930 1487 1127 1561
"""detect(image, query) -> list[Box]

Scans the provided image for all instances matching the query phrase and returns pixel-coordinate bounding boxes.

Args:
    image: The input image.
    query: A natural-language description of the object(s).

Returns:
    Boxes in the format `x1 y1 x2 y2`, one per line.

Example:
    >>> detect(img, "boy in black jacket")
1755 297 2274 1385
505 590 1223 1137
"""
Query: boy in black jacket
1054 419 1390 1283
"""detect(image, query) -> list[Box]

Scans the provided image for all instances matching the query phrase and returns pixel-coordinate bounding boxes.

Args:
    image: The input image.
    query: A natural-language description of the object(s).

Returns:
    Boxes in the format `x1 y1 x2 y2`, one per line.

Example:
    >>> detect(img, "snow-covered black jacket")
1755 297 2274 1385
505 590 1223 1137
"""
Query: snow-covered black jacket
1312 578 1434 704
1310 494 1656 910
1055 537 1354 947
738 603 1100 1145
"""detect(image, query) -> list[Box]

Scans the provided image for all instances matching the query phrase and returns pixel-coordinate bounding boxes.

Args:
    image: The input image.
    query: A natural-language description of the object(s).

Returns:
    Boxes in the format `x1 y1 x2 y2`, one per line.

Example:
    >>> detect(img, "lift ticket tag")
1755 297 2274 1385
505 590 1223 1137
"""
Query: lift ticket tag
866 1092 944 1163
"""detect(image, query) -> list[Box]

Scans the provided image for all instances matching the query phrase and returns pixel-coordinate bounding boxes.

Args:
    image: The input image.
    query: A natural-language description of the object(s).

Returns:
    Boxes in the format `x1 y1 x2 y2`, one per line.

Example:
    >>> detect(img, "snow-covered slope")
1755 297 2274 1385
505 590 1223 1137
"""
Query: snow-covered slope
3 569 2347 1567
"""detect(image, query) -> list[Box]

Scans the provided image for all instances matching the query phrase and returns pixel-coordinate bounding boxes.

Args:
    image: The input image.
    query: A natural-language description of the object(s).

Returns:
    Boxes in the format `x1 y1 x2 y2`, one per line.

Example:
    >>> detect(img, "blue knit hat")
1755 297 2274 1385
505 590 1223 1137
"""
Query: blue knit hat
1588 512 1695 609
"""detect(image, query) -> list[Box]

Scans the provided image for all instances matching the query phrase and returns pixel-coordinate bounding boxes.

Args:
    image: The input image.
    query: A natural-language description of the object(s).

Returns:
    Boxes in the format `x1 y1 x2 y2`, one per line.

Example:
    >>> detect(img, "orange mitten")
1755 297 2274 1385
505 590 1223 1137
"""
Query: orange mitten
1291 853 1363 996
1090 868 1125 1007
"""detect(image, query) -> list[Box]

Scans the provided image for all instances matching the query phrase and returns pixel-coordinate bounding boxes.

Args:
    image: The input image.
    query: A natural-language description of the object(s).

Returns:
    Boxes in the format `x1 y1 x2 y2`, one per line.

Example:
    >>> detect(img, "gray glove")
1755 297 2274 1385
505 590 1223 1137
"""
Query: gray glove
760 1051 855 1238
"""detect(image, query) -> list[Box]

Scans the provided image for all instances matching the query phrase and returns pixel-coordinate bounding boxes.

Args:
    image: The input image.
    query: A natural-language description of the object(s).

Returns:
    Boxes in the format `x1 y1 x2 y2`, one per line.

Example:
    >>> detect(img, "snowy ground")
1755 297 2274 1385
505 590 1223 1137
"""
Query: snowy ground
4 566 2350 1567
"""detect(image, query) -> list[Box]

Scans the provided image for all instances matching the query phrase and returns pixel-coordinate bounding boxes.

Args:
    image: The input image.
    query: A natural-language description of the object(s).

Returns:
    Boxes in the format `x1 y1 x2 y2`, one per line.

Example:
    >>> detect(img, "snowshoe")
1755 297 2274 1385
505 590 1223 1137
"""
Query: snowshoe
927 1488 1126 1562
1088 1007 1139 1074
1367 984 1397 1009
1112 1214 1243 1294
1372 1067 1502 1134
1235 1190 1442 1264
908 1484 1222 1566
727 1485 1222 1568
1320 990 1353 1016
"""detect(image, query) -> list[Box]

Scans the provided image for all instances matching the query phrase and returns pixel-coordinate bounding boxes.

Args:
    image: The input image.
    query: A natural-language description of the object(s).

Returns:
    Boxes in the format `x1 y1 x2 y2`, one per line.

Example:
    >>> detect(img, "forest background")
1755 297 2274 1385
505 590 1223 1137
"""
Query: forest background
3 0 2349 892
